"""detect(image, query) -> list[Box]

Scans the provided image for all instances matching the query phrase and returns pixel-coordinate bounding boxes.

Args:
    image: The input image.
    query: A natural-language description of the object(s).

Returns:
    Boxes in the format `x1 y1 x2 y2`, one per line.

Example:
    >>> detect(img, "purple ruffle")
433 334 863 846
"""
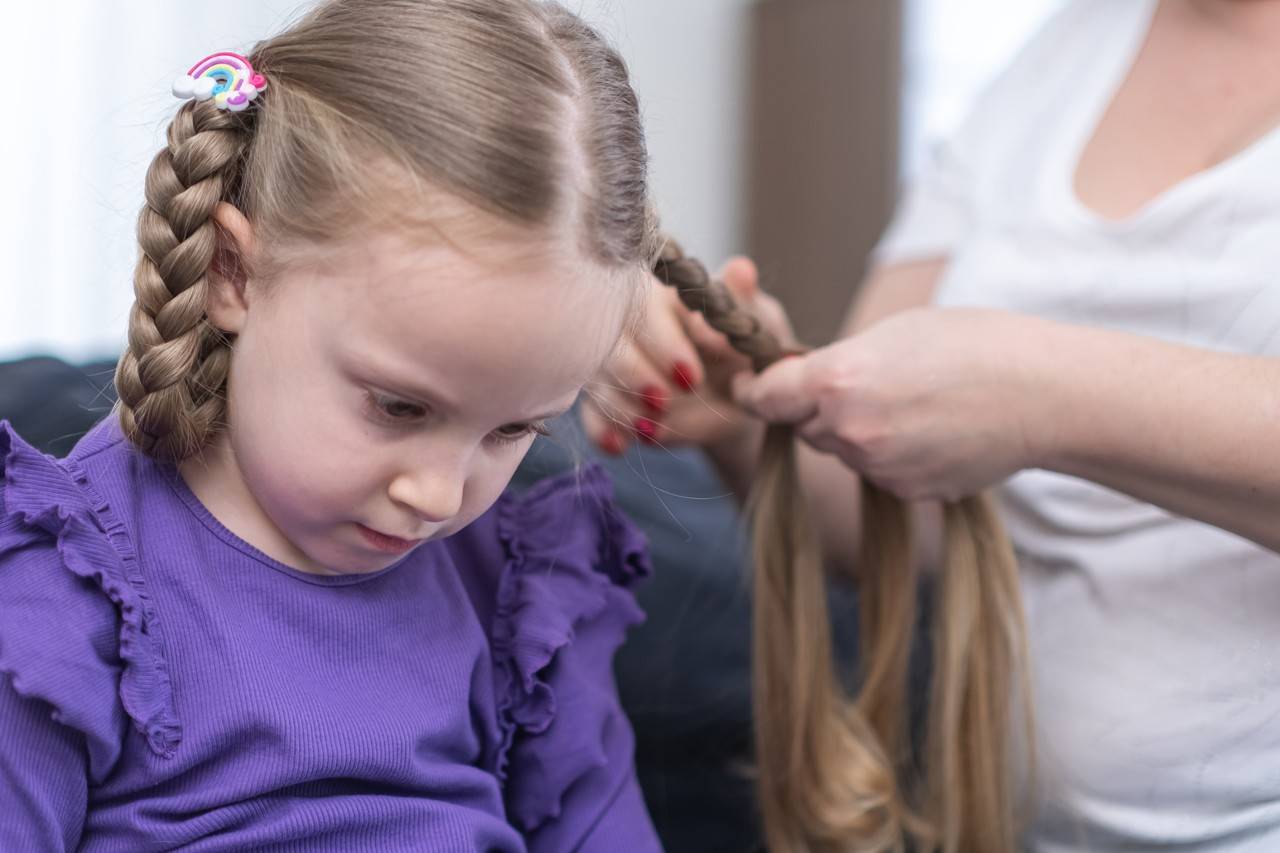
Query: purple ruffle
489 464 650 833
0 422 181 759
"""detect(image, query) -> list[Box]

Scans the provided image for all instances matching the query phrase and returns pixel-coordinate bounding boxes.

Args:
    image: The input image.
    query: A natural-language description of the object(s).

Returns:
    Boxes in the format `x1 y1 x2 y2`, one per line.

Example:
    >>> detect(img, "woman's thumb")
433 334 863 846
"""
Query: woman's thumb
718 255 760 301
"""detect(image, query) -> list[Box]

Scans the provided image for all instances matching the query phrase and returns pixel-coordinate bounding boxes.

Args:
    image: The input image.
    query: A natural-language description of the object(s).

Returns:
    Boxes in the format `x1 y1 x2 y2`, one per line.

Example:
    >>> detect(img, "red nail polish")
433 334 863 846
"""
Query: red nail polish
634 417 658 445
640 385 667 414
672 362 696 392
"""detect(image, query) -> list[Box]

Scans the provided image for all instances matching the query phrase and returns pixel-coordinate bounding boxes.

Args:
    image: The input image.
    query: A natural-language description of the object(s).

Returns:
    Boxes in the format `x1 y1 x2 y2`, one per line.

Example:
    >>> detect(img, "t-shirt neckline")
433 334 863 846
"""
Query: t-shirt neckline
1054 0 1280 232
162 465 411 587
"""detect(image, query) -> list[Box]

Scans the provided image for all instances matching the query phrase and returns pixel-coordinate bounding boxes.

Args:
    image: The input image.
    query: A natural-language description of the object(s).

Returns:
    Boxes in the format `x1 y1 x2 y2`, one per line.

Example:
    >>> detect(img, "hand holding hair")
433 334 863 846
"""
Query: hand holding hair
581 248 797 456
730 306 1056 502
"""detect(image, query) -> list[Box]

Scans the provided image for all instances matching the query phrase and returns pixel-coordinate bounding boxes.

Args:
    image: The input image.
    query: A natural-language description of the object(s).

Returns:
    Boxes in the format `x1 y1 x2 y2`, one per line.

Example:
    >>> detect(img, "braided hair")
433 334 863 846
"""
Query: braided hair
114 103 250 462
114 0 659 463
652 237 1032 853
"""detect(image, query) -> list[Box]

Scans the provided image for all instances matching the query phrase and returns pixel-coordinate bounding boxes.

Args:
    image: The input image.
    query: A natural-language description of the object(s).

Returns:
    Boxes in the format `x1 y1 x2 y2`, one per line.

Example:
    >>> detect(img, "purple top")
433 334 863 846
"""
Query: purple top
0 418 661 852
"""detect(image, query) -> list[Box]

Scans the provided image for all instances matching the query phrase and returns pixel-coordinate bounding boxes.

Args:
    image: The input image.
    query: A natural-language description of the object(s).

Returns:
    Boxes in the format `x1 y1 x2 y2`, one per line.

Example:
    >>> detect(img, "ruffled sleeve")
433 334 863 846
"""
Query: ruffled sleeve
489 464 662 852
0 421 180 783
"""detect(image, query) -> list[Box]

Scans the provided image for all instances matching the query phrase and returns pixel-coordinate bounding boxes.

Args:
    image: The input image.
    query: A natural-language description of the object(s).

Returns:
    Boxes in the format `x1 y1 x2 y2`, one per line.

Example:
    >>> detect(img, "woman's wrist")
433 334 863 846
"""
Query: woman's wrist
1020 319 1161 478
1011 316 1090 474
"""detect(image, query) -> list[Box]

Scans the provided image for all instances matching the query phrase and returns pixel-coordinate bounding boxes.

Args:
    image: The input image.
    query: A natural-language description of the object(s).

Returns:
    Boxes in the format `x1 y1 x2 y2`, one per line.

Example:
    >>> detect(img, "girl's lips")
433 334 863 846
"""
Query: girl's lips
357 524 424 554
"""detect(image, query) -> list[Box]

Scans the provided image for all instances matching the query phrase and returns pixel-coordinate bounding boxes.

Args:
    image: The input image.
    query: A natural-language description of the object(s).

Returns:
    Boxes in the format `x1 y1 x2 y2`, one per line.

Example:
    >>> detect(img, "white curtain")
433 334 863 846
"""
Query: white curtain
0 1 314 362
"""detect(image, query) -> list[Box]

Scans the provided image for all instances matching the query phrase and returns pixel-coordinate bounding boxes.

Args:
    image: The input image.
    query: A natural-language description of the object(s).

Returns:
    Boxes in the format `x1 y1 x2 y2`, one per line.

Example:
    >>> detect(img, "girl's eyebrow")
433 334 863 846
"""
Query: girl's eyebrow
359 362 577 423
361 371 448 409
528 402 575 423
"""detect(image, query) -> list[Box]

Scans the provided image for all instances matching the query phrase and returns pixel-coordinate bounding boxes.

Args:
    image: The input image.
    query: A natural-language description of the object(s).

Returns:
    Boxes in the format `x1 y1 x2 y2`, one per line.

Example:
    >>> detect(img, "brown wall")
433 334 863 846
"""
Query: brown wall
746 0 903 345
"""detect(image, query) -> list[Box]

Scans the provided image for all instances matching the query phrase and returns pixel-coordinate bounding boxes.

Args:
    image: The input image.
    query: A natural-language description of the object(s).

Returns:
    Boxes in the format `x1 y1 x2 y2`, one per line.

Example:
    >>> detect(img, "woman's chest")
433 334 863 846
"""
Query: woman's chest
936 212 1280 357
1073 8 1280 222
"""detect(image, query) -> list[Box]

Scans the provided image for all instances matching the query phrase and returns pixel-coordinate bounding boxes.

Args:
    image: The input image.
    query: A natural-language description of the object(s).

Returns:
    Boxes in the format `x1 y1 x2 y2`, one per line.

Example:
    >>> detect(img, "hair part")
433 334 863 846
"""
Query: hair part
116 0 658 462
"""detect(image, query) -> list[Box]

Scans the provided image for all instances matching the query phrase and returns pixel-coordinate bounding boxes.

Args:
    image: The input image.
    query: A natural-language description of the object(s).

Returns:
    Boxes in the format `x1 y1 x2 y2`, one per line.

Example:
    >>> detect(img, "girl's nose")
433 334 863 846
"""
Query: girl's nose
387 468 465 524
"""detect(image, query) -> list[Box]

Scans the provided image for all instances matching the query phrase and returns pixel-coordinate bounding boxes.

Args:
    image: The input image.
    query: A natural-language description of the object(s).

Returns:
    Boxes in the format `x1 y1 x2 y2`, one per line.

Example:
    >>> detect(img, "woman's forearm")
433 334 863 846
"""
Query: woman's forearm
1038 324 1280 553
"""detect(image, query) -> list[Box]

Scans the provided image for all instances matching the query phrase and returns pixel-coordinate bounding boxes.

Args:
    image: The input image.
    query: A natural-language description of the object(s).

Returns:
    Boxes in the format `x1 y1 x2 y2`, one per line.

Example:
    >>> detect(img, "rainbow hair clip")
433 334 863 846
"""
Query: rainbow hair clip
172 52 267 112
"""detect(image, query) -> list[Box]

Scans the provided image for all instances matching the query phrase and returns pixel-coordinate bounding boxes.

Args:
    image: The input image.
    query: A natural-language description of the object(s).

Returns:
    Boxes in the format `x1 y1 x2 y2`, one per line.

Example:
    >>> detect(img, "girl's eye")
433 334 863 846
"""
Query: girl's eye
491 421 552 445
365 391 428 424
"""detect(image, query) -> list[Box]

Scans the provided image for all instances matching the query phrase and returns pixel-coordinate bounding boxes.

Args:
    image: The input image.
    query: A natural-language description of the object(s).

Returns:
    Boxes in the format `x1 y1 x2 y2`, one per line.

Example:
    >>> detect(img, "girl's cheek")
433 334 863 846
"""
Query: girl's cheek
469 463 519 516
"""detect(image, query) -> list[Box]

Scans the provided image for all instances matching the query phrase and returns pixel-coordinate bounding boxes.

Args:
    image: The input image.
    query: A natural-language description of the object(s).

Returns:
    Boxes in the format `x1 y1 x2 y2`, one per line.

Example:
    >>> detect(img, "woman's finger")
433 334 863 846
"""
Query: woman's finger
582 380 662 454
638 276 707 392
719 255 761 301
601 337 676 438
731 355 819 424
579 394 627 455
585 330 687 448
796 415 864 469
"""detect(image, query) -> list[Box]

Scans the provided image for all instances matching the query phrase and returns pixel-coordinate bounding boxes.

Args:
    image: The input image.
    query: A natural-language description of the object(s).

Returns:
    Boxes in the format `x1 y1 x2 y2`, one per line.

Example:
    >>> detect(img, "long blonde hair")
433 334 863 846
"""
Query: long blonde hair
115 0 659 462
654 239 1033 852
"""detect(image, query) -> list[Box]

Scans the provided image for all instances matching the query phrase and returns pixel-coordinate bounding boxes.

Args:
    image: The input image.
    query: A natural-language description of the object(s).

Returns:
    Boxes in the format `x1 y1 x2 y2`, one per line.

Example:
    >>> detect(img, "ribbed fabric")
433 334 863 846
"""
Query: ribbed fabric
0 417 661 852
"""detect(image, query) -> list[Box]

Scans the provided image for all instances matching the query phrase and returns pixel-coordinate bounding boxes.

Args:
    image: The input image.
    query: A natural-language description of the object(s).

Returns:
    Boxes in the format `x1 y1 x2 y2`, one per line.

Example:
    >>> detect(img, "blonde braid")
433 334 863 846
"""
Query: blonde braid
652 236 1031 852
114 100 251 462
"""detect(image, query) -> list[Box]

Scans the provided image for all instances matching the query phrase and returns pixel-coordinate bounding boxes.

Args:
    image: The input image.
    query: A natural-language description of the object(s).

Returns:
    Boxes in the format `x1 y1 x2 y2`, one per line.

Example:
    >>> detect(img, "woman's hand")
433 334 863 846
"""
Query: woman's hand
731 307 1059 501
581 256 795 456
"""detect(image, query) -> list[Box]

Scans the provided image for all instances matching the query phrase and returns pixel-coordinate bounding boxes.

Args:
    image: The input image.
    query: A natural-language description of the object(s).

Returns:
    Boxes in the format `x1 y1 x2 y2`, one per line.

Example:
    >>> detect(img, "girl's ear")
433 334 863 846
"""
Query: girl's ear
207 202 256 335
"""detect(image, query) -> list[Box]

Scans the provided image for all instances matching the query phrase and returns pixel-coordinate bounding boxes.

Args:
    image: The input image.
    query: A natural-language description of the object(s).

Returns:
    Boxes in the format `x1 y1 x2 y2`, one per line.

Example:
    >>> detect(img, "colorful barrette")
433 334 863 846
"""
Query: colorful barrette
172 52 267 113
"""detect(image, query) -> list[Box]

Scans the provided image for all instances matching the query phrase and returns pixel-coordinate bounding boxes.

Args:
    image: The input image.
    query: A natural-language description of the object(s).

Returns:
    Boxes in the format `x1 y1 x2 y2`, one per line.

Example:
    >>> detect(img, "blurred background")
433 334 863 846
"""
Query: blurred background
0 0 1063 361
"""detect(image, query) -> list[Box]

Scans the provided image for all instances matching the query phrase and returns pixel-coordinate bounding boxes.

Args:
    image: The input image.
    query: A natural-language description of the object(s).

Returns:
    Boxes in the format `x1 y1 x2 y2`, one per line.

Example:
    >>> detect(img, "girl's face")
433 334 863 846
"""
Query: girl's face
195 219 630 575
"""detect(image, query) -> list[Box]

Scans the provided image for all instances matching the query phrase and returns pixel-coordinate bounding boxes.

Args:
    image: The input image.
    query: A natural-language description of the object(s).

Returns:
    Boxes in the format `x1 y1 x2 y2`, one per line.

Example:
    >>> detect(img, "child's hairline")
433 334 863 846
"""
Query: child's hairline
241 149 644 289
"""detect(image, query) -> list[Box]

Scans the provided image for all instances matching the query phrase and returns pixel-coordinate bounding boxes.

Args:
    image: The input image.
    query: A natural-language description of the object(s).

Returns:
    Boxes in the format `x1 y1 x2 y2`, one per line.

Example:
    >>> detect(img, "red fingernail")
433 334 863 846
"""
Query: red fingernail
640 385 667 414
599 431 625 456
634 417 659 445
672 362 696 392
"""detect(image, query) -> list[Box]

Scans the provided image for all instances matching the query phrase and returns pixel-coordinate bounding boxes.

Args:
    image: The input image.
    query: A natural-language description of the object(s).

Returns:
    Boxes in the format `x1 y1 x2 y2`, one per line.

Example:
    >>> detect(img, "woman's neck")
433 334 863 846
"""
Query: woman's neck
1186 0 1280 41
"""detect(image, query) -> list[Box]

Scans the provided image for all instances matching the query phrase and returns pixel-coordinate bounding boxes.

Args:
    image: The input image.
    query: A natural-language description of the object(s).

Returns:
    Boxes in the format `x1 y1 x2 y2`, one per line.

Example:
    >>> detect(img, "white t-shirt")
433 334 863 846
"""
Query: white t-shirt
875 1 1280 849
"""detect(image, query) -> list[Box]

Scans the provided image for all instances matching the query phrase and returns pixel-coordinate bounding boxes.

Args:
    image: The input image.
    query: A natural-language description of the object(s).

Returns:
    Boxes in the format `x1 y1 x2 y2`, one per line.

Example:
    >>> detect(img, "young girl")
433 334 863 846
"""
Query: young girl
0 1 665 850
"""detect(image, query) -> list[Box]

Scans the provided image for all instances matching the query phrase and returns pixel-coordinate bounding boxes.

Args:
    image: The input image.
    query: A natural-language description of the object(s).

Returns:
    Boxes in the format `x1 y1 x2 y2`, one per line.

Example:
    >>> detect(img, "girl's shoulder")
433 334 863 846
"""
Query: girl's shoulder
0 419 179 782
443 464 654 844
447 463 651 615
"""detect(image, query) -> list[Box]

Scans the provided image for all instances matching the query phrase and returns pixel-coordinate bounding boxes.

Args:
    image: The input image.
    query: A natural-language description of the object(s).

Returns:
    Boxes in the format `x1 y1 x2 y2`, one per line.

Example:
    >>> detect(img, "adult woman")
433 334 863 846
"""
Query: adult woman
588 0 1280 847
